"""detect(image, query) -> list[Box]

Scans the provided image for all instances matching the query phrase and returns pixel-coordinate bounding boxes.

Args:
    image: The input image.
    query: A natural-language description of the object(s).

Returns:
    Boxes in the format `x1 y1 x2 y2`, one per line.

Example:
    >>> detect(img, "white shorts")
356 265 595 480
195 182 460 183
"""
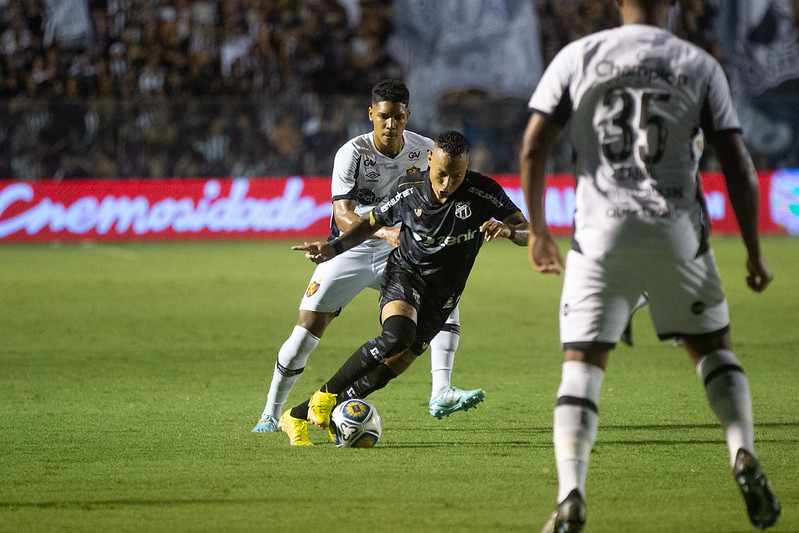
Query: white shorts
560 249 730 348
299 242 392 314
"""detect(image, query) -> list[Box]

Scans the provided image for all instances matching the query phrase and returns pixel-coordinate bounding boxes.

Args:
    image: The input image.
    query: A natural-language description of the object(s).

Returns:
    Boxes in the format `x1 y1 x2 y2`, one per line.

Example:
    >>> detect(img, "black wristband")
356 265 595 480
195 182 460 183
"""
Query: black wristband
508 227 516 240
331 239 345 255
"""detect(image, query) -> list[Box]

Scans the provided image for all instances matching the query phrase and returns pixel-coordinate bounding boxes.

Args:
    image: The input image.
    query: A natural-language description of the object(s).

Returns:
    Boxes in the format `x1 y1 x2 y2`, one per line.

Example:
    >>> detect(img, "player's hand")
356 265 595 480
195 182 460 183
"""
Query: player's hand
376 226 400 247
529 232 564 274
292 242 335 264
480 220 509 242
746 254 773 292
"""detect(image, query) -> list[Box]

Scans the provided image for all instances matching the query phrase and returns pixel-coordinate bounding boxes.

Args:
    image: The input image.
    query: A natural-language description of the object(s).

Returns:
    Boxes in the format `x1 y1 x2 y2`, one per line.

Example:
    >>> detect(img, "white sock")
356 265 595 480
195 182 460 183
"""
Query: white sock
262 326 320 419
429 317 460 396
696 349 755 466
553 361 605 503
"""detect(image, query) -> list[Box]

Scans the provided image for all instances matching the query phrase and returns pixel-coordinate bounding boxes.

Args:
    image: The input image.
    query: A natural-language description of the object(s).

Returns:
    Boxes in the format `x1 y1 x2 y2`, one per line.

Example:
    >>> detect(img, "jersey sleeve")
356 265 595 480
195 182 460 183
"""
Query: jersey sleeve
330 142 361 203
699 60 741 141
371 186 405 227
482 176 523 221
494 184 523 221
528 42 577 127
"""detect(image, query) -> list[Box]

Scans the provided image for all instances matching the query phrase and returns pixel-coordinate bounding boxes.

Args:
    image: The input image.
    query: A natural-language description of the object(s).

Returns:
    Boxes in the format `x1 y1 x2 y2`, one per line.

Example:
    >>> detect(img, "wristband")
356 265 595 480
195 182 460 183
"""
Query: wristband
331 239 345 255
507 227 516 240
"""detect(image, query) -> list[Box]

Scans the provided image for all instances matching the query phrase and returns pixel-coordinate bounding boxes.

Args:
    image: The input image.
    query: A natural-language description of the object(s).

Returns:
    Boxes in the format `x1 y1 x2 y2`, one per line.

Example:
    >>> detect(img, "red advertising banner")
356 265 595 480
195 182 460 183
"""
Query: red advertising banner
0 177 333 242
0 171 796 242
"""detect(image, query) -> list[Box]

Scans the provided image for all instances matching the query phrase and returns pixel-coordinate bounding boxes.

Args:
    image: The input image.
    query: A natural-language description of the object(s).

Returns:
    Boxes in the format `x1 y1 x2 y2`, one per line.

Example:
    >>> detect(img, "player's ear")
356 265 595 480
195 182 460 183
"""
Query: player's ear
427 149 433 166
368 106 374 122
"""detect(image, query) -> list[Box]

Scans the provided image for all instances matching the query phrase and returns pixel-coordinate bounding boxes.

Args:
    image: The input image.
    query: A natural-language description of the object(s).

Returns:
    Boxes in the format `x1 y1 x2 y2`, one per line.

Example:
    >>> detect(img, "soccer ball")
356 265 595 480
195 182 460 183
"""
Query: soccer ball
330 399 382 448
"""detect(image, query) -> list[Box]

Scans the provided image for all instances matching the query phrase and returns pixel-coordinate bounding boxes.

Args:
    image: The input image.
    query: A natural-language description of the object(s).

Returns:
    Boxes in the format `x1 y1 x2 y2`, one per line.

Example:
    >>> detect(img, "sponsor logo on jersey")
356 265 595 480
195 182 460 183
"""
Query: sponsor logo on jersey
690 301 706 315
356 188 378 205
408 150 421 159
365 171 380 182
468 186 503 208
414 208 422 217
306 281 321 297
364 158 377 167
455 201 472 220
594 60 689 87
412 228 478 247
380 188 413 212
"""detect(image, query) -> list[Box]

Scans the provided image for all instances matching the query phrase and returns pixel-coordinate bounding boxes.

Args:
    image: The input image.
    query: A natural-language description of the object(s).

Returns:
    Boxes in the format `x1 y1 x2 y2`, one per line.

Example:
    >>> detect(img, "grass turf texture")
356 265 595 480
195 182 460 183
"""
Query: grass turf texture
1 237 797 532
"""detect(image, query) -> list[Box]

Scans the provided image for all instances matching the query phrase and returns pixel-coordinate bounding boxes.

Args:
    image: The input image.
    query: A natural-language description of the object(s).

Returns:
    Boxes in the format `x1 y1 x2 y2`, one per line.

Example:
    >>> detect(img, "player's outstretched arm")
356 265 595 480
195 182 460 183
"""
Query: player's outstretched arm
520 112 565 274
480 212 530 246
334 198 399 246
711 130 773 292
293 215 383 264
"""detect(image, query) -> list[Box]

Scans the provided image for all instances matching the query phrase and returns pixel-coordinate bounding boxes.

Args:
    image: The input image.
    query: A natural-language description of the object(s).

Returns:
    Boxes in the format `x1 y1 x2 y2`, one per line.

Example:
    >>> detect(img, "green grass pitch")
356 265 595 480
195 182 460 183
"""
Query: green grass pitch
1 236 797 532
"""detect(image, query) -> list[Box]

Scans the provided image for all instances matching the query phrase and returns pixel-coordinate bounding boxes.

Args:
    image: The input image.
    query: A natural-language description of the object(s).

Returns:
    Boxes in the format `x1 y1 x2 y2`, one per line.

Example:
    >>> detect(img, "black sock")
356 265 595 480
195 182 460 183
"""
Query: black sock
339 363 398 401
290 399 310 420
321 315 415 394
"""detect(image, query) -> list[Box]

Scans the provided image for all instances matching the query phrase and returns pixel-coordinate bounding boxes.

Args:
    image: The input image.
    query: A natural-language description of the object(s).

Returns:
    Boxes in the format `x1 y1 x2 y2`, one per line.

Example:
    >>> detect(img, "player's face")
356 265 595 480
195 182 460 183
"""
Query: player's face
428 147 470 203
369 101 409 156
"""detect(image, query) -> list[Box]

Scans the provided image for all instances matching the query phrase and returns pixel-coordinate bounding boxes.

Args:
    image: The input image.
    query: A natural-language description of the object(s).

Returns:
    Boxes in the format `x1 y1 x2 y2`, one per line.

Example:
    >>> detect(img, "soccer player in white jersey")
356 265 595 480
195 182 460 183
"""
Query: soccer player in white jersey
252 79 485 433
519 1 780 531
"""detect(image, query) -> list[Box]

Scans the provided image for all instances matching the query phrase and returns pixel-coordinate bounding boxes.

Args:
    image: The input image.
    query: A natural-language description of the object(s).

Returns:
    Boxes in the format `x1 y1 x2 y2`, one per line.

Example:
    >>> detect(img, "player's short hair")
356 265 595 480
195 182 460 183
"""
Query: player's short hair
371 79 410 106
435 130 471 156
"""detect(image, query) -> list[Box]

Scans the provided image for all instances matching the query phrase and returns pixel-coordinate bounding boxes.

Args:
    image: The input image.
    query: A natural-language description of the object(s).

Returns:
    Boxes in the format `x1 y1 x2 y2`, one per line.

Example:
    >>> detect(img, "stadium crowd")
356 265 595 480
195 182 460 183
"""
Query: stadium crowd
0 0 795 179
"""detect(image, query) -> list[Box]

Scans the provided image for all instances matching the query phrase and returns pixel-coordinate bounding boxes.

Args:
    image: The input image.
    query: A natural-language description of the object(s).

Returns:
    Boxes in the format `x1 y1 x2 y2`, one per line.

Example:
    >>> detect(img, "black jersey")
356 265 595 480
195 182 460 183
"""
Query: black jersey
370 169 521 293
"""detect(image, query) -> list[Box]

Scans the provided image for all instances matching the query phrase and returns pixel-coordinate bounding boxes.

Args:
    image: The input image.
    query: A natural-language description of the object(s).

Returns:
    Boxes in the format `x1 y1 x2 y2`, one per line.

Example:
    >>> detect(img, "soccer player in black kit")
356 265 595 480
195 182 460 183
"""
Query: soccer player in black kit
279 130 530 445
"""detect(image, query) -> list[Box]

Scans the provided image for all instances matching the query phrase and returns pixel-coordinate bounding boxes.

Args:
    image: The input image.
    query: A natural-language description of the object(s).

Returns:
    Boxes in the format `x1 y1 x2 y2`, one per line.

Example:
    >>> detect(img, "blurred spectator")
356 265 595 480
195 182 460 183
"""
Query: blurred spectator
0 0 795 179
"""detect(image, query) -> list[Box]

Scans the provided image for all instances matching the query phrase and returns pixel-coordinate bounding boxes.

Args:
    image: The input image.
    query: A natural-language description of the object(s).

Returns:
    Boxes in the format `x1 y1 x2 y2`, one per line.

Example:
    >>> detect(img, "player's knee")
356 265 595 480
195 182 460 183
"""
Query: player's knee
379 315 416 359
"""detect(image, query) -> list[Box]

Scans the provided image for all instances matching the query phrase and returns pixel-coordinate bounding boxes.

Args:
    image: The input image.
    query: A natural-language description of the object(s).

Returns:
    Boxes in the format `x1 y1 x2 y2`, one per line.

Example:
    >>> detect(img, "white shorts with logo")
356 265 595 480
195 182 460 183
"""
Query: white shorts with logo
299 241 392 313
560 249 730 348
298 241 462 326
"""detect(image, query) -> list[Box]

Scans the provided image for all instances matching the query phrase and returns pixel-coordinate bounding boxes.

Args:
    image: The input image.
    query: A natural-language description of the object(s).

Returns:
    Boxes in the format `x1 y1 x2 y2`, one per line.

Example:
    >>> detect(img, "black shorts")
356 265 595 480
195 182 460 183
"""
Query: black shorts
379 258 461 355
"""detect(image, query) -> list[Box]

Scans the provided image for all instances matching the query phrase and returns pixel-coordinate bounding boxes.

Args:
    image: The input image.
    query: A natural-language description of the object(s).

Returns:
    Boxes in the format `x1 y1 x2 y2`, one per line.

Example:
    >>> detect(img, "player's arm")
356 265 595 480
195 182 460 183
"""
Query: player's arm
333 199 399 247
293 213 384 264
711 130 772 292
520 112 565 274
480 212 529 246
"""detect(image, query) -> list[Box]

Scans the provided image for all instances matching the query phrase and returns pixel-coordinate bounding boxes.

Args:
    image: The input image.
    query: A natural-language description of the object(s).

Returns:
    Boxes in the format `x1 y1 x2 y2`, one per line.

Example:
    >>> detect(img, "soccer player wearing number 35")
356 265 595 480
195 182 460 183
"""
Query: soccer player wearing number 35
520 1 780 532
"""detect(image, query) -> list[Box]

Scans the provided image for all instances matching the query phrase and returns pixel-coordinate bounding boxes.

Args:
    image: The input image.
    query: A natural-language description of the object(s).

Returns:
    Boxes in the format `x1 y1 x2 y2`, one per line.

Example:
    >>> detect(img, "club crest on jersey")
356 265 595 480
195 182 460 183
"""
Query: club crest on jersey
406 162 422 175
455 202 472 220
306 281 321 297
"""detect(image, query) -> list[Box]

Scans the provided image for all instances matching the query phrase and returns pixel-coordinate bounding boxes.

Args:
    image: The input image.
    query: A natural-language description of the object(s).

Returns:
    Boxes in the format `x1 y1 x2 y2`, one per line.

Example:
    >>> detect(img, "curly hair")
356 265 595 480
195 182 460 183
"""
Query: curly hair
435 130 471 156
371 79 410 106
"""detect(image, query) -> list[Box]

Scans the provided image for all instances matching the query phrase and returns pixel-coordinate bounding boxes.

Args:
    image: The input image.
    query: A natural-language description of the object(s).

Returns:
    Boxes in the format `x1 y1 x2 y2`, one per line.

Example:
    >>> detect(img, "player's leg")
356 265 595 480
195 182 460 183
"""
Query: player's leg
544 251 639 533
256 251 374 433
682 332 780 529
648 250 779 528
298 301 417 428
337 348 417 402
542 346 606 533
429 307 459 394
252 311 332 432
426 304 485 417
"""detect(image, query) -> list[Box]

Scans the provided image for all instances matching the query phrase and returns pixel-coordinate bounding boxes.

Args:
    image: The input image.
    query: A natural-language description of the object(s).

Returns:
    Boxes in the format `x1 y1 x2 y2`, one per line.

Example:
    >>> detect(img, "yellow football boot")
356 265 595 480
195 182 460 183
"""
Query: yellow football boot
278 409 312 446
307 389 337 428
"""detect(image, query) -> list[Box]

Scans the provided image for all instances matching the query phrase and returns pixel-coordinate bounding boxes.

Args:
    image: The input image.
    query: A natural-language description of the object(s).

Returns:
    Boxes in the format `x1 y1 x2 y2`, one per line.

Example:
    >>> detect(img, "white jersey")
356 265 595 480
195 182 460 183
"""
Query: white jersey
529 25 741 260
330 130 434 249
